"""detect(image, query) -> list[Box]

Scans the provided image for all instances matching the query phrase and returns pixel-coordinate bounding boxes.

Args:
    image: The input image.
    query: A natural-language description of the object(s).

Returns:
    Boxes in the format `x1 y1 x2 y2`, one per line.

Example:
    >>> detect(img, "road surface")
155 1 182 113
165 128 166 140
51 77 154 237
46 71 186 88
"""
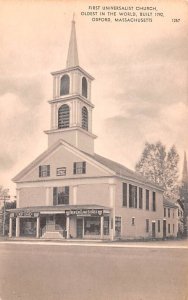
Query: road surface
0 242 188 300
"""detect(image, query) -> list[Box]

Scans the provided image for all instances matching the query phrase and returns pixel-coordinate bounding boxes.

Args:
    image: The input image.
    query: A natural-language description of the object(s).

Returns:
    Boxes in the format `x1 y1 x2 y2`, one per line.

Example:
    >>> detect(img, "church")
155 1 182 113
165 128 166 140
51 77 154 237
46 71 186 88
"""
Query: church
8 18 171 240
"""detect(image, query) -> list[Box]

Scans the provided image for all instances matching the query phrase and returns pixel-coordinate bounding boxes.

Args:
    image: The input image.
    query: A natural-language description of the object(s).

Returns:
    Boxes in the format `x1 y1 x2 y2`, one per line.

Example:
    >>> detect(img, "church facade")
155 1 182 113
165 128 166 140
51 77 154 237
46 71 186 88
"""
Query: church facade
9 19 178 240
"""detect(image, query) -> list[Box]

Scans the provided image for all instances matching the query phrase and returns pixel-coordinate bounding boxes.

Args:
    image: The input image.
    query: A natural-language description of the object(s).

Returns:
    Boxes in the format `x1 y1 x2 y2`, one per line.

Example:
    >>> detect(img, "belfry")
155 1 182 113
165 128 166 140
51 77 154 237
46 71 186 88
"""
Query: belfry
45 17 97 155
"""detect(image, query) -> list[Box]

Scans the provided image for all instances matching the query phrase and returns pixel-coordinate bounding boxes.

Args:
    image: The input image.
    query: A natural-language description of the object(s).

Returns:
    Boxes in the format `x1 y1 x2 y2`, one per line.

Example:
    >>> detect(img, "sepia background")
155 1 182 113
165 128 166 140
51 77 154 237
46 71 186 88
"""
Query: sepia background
0 0 187 195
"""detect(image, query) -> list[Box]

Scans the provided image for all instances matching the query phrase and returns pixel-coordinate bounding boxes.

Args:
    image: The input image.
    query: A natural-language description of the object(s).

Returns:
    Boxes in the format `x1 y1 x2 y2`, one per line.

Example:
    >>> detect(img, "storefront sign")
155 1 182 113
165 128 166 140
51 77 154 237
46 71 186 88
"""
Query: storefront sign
15 211 40 218
66 209 103 216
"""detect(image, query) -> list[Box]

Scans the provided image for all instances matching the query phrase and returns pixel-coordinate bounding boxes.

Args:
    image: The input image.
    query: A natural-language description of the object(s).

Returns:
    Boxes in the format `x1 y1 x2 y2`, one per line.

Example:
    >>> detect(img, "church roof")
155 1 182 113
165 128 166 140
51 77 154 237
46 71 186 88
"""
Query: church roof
66 16 79 68
163 199 178 208
12 139 163 191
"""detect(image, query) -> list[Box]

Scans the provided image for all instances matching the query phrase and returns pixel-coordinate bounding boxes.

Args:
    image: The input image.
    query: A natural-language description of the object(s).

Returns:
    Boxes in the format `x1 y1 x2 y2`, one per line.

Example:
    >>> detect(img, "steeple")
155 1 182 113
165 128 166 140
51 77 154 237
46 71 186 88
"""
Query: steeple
182 151 188 183
45 17 96 155
66 15 79 68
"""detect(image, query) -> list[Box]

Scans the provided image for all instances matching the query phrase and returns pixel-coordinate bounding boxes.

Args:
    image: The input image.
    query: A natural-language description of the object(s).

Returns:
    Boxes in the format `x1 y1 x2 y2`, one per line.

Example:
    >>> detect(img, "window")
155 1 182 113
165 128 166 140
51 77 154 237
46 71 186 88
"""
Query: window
158 220 160 232
132 217 135 226
104 217 109 235
168 208 170 218
139 187 143 209
173 210 174 218
84 217 100 235
56 167 66 176
82 106 88 131
39 165 50 177
146 190 149 210
60 75 70 96
168 224 170 234
152 192 156 211
164 208 166 217
173 224 175 233
73 162 86 174
53 187 69 205
58 104 70 129
82 77 88 98
122 183 127 207
146 219 149 233
115 217 121 237
129 184 137 208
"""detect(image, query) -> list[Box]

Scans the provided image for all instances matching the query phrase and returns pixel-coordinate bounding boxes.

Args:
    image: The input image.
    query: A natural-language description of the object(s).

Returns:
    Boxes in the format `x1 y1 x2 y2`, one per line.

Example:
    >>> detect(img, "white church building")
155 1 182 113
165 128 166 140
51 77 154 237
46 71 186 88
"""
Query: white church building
9 18 169 240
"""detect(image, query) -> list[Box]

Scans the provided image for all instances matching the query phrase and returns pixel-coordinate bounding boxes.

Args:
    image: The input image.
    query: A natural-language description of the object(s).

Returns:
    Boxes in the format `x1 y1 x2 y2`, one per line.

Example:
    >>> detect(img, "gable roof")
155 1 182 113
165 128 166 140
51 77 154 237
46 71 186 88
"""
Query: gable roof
163 199 178 208
91 153 163 191
12 139 163 191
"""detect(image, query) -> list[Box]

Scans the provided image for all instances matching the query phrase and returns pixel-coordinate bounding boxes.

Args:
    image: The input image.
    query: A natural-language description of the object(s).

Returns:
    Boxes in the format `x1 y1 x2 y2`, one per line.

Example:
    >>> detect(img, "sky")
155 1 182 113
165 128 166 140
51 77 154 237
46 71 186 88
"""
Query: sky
0 0 187 196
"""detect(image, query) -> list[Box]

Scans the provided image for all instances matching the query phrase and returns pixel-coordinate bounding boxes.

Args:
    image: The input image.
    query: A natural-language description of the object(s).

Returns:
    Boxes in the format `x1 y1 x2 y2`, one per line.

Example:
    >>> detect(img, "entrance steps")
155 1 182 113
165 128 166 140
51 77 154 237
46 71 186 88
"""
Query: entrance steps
42 231 64 239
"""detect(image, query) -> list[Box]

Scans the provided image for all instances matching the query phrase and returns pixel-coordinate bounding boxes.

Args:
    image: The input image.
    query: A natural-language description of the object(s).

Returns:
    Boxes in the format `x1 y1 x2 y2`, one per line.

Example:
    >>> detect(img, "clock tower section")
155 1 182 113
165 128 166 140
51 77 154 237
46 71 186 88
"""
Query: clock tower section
45 18 97 155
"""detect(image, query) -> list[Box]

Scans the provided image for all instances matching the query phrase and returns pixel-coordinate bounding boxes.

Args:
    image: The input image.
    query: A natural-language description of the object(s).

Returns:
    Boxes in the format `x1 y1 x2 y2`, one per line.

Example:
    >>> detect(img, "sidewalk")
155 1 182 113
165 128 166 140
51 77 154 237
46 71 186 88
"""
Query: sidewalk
0 236 188 249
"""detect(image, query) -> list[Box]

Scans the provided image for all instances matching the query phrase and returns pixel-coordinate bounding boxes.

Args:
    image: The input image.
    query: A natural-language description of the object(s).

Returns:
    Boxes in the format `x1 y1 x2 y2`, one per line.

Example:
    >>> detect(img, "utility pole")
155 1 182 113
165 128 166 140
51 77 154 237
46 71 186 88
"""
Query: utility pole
0 193 10 236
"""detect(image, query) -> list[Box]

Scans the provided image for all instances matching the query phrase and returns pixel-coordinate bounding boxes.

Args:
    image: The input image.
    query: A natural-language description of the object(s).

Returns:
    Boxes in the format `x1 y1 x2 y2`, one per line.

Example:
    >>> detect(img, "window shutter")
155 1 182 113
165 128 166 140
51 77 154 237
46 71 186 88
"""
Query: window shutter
47 165 50 177
39 166 41 177
83 162 86 174
53 187 57 205
73 162 76 174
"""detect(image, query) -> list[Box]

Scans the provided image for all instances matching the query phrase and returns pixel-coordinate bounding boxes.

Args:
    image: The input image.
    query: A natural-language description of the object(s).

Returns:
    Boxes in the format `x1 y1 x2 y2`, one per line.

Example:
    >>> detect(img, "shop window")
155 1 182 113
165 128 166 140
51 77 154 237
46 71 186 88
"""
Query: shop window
146 219 149 233
73 161 86 174
84 217 100 235
129 184 137 208
122 183 127 207
115 217 121 237
146 189 149 210
82 77 88 98
152 192 156 211
53 187 69 205
82 106 88 131
158 220 160 233
168 224 170 233
39 165 50 177
58 104 70 129
60 74 70 96
104 217 109 235
139 187 143 209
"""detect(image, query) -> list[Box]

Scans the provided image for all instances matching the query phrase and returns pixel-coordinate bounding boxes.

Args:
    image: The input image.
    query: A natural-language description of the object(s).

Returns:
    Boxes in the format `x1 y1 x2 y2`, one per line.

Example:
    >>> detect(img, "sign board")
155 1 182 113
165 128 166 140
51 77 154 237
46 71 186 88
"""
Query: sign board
66 209 103 216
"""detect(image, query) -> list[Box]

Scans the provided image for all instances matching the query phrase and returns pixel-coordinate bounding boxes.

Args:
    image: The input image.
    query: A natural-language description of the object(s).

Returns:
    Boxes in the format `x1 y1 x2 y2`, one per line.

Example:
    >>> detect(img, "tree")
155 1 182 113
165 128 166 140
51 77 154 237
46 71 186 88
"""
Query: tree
135 141 180 202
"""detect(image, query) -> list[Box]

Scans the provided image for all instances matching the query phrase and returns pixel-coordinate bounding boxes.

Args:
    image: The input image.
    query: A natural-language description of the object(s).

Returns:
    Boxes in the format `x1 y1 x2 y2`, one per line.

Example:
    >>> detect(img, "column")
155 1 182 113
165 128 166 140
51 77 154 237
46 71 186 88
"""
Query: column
16 189 20 208
16 217 20 238
82 218 85 239
36 216 40 238
46 187 51 206
66 215 70 239
100 215 104 239
109 183 116 240
9 217 13 238
73 186 77 205
110 211 115 241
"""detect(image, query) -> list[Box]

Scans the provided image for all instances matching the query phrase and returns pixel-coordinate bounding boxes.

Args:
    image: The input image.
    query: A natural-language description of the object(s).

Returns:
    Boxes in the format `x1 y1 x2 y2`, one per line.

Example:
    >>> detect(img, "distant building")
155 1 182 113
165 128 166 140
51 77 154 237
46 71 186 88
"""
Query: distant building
180 152 188 236
8 18 178 240
163 199 178 238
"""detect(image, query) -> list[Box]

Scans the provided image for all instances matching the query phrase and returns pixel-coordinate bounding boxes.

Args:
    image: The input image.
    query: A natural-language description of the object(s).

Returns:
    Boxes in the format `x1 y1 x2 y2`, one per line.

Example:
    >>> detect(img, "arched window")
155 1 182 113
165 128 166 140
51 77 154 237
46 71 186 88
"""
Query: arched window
58 104 70 129
60 75 70 96
82 77 87 98
82 106 88 131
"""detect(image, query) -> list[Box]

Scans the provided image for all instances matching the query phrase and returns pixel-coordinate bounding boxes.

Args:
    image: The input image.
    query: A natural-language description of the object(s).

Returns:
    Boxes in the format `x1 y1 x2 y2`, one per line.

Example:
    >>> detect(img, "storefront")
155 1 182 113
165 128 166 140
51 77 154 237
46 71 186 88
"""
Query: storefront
8 205 111 240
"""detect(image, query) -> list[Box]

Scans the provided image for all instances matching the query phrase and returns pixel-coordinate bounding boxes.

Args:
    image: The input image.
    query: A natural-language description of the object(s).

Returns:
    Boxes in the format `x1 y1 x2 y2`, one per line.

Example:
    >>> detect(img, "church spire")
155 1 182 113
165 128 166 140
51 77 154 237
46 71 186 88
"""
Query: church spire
182 151 188 183
66 15 79 68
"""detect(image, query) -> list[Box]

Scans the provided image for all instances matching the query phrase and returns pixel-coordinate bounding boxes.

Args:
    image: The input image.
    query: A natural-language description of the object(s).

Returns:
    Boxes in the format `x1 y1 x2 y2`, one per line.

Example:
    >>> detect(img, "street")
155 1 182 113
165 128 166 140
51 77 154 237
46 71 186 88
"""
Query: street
0 241 188 300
